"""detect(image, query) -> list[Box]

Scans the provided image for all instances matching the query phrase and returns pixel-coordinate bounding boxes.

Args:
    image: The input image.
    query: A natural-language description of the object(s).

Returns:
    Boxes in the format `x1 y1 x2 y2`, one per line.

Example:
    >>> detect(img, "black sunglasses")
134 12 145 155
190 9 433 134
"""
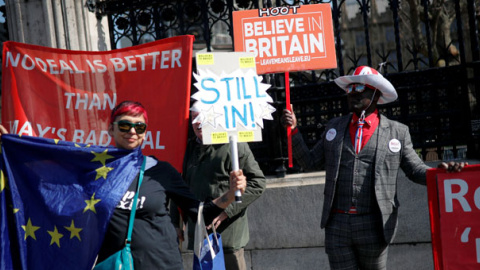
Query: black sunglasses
113 120 147 134
346 84 376 94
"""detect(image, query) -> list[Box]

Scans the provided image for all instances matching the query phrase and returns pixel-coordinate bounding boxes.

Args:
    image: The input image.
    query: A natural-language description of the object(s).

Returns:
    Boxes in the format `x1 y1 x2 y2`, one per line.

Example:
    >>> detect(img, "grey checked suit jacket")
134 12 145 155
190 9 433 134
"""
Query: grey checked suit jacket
292 113 430 243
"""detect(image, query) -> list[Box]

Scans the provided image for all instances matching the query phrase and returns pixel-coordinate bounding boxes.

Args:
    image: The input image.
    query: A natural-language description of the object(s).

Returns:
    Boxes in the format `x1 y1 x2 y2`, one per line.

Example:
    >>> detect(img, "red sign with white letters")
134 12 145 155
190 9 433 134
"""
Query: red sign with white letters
233 4 337 74
427 165 480 269
1 36 194 172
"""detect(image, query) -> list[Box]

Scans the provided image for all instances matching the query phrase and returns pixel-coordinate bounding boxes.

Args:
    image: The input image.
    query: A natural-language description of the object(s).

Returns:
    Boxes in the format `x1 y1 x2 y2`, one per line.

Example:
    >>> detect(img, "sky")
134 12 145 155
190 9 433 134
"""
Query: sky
0 0 4 23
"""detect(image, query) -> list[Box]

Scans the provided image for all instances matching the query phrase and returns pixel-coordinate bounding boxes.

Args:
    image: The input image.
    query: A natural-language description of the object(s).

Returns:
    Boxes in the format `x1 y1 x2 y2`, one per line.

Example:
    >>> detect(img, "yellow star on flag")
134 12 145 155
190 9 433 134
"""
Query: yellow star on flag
91 150 114 166
8 204 19 214
64 220 82 241
47 226 64 247
21 218 40 240
0 170 5 193
95 165 114 180
84 193 101 213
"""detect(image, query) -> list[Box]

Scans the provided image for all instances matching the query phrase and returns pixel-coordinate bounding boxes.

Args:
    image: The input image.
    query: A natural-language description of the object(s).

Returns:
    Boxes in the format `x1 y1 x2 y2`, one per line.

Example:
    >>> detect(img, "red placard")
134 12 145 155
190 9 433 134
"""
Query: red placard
233 4 337 75
1 36 194 172
427 164 480 269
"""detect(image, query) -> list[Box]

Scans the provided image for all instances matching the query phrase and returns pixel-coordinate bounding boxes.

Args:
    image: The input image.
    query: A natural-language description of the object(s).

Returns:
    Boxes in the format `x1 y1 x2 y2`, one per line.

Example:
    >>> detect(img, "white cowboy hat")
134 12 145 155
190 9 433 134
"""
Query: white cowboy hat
334 66 398 104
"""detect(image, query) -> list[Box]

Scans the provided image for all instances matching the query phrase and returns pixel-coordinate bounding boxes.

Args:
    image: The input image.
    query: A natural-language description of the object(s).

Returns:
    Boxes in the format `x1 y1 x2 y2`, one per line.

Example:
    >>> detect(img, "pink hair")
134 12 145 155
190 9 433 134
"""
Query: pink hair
110 101 148 124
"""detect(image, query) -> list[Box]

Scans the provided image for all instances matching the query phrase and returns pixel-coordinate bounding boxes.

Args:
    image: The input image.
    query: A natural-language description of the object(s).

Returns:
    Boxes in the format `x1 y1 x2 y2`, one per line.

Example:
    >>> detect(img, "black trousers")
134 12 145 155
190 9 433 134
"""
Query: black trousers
325 213 388 270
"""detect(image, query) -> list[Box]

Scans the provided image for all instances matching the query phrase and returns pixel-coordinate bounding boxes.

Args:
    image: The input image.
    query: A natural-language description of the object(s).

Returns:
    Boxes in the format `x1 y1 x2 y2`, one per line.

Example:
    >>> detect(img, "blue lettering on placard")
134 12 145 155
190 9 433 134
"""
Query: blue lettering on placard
231 105 247 128
254 76 266 98
242 77 251 99
249 102 255 128
199 74 269 129
201 77 220 104
223 102 257 129
235 77 241 100
224 105 230 129
220 77 234 101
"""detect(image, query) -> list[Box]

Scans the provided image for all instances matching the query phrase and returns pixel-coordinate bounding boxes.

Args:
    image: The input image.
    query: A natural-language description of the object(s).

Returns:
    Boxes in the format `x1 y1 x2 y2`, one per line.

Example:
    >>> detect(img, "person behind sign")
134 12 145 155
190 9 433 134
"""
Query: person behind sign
170 102 266 270
281 66 468 270
0 100 247 270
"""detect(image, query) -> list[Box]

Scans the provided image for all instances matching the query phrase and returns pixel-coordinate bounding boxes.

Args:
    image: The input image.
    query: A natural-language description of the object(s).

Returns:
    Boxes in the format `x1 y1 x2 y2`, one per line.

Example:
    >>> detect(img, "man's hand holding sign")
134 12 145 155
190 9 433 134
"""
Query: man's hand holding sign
233 4 337 168
178 52 268 269
191 52 274 203
427 163 476 270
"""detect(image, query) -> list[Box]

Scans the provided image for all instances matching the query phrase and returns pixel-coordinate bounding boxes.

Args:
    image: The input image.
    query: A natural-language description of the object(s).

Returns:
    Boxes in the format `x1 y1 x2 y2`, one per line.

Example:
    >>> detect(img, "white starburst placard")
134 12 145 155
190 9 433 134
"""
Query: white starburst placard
192 52 275 144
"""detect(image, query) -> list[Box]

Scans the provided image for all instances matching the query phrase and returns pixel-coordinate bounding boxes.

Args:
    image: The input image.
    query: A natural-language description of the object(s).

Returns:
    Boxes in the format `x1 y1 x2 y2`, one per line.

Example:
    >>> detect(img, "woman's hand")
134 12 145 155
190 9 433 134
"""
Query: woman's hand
0 125 8 136
0 125 9 144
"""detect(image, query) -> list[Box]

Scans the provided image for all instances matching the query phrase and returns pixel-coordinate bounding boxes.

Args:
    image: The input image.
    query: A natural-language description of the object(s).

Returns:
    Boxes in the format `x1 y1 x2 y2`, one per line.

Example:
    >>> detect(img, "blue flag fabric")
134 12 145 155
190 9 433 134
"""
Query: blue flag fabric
0 134 143 270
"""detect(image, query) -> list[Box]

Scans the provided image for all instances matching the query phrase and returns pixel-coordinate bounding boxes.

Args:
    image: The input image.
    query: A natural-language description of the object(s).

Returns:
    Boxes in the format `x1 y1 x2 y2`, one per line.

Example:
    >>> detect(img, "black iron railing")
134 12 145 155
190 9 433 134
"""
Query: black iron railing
88 0 480 176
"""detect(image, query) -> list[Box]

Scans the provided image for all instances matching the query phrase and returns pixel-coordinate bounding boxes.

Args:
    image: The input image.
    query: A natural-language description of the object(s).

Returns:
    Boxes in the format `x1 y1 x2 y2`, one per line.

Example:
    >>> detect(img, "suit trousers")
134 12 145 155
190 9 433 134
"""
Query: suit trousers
325 213 388 270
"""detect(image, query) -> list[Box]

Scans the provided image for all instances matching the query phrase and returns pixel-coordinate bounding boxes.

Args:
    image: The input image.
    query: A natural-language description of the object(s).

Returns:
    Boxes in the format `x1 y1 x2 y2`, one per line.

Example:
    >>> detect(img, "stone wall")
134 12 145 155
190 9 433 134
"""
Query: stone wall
5 0 109 51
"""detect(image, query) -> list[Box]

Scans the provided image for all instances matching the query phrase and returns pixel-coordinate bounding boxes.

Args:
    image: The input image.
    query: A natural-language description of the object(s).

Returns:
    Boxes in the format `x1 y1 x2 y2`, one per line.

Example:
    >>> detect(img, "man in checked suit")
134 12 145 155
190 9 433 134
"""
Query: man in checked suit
282 66 467 270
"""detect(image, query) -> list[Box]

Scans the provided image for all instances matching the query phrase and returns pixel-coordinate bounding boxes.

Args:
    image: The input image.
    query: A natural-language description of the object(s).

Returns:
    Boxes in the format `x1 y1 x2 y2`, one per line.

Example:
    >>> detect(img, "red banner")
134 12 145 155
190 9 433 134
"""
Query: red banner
427 164 480 269
1 36 194 172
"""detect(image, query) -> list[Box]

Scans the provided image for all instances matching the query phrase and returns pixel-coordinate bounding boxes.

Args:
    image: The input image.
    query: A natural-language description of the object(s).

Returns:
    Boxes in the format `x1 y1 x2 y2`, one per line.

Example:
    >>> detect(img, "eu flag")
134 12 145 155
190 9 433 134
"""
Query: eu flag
0 134 143 270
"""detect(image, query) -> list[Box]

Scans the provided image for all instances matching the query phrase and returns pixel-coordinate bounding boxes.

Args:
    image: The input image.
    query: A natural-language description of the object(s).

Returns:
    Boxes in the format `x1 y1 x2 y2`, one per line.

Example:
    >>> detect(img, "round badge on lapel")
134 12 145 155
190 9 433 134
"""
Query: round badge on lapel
326 128 337 141
389 139 401 152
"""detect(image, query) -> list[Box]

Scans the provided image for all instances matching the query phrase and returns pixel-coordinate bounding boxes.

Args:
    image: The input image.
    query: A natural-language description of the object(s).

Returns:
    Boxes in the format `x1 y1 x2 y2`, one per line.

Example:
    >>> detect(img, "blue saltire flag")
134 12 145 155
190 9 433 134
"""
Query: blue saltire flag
0 134 143 270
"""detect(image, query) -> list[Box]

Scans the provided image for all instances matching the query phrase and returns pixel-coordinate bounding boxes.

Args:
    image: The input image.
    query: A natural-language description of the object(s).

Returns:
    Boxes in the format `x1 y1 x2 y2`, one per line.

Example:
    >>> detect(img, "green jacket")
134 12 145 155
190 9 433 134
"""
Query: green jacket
171 138 266 251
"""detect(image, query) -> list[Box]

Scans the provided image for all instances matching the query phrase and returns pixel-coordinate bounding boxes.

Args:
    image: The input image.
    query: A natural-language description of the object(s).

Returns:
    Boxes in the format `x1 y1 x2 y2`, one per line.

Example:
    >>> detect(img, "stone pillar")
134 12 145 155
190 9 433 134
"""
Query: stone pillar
5 0 110 51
